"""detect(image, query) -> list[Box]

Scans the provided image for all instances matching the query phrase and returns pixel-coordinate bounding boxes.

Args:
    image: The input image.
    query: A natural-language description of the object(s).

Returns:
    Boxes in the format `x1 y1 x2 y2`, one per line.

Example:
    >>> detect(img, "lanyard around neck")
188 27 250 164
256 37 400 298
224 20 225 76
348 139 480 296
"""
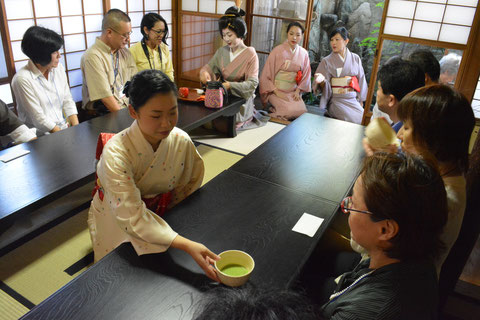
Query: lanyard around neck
141 39 162 70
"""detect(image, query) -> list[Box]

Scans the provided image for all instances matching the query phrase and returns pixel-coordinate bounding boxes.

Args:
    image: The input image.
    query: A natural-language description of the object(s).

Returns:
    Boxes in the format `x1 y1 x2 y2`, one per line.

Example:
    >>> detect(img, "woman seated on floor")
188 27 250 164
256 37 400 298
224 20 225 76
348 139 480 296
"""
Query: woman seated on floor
259 21 311 121
88 69 219 282
301 152 448 319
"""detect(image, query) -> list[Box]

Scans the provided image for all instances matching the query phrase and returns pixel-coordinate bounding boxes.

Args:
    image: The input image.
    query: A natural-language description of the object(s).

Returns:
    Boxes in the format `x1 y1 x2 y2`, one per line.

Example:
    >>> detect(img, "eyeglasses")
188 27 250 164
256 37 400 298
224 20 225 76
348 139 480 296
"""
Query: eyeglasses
110 28 132 39
340 196 373 215
150 28 166 35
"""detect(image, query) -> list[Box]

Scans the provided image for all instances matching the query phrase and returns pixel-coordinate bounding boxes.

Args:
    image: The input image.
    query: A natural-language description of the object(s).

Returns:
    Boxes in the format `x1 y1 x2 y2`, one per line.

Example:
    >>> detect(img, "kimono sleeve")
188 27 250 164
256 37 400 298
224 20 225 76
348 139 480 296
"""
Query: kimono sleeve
98 144 178 249
259 48 278 105
170 138 205 207
229 48 259 100
355 55 368 103
200 48 222 79
315 59 333 110
297 48 312 93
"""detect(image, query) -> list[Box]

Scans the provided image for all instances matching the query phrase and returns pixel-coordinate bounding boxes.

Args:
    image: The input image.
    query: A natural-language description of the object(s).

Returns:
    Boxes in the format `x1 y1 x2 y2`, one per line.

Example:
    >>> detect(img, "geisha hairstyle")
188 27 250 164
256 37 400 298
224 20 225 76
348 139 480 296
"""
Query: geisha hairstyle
286 21 305 34
218 6 247 39
124 69 177 111
329 27 349 40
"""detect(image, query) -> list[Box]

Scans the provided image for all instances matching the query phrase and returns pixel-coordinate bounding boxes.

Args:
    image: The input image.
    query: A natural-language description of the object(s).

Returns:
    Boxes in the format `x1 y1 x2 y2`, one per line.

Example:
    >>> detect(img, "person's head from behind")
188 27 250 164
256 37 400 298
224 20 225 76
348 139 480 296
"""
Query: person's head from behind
397 84 475 174
140 13 168 46
193 286 317 320
347 152 447 262
125 70 178 147
218 6 247 51
286 22 305 49
376 59 425 122
439 53 462 85
102 9 131 51
21 26 63 68
329 27 349 55
408 49 440 85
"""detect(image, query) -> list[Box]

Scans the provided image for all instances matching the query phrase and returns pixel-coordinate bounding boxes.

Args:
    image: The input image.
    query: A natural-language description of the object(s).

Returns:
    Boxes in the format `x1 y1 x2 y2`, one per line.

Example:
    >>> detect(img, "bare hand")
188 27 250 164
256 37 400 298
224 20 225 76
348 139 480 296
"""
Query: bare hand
223 81 231 90
185 241 221 282
363 138 398 156
200 71 211 84
293 89 301 101
362 137 376 156
314 73 325 84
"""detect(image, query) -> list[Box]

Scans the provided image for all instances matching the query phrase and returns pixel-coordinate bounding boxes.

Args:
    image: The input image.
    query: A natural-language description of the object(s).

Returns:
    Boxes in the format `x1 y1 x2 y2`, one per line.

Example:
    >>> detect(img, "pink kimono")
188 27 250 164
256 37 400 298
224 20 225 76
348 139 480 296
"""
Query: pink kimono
260 41 311 120
315 48 368 124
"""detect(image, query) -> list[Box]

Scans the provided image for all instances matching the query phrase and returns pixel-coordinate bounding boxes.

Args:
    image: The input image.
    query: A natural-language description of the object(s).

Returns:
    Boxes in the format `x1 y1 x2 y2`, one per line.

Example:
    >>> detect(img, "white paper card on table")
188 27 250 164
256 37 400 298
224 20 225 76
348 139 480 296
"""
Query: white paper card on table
0 148 30 162
292 213 324 237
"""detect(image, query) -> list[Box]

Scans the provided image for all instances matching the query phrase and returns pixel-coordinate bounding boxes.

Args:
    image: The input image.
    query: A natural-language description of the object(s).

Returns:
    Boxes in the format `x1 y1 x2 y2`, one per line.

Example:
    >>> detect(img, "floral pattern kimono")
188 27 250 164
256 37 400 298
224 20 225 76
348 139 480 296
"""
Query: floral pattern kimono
315 48 368 124
200 46 268 130
260 41 311 120
87 120 204 262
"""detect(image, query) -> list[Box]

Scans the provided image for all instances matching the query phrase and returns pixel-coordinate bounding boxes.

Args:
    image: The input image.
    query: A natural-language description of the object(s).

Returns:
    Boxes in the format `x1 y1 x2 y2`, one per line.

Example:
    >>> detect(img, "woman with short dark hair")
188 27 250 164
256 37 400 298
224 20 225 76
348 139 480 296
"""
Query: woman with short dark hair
313 27 368 124
12 26 78 135
130 13 174 81
259 22 311 121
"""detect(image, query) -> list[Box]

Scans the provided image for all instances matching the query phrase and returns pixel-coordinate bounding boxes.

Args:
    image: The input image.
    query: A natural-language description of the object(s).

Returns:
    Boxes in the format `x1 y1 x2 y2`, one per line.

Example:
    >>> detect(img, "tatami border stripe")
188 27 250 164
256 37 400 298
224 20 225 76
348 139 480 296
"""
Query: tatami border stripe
194 141 247 157
64 251 94 276
0 281 35 310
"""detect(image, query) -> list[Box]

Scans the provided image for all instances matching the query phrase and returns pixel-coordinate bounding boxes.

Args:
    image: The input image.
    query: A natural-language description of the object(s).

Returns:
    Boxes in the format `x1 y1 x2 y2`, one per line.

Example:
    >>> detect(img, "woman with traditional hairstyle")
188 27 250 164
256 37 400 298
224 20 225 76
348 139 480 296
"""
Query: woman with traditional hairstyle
88 69 220 281
130 13 174 81
12 26 79 135
199 6 268 130
314 27 368 124
259 21 311 120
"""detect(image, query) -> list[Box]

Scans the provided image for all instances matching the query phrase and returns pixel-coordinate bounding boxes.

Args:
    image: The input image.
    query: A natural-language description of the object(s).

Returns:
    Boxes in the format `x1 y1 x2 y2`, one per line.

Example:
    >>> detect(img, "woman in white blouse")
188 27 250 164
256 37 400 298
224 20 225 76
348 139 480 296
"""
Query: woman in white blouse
12 26 78 135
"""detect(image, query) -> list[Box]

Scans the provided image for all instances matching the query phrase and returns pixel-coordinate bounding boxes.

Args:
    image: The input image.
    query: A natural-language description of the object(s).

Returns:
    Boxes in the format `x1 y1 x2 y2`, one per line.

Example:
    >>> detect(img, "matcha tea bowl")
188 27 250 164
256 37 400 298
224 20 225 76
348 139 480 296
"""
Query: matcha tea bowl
214 250 255 287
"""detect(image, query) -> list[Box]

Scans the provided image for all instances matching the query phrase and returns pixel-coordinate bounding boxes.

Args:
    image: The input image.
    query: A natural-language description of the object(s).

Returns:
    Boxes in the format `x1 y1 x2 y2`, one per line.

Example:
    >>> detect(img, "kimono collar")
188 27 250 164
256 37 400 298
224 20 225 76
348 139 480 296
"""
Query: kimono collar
283 40 297 54
128 119 169 154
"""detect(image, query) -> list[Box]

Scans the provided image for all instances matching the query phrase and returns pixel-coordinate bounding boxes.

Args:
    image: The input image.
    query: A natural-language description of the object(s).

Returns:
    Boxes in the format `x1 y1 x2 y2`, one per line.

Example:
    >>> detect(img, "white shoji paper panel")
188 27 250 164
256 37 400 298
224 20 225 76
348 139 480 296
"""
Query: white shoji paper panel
386 0 416 19
84 0 104 14
131 27 143 42
64 34 86 52
439 24 470 44
161 11 172 24
0 84 13 104
65 51 84 69
59 55 66 69
414 3 445 22
384 17 412 36
443 5 476 26
86 32 101 48
183 1 198 11
199 0 216 13
420 0 447 3
128 0 143 11
166 37 172 47
160 0 172 10
5 0 33 19
448 0 478 6
85 15 103 32
70 86 82 102
37 18 62 35
145 0 158 11
11 41 28 61
8 20 34 41
110 0 127 12
34 0 59 17
68 69 83 86
62 16 85 34
14 60 28 72
217 0 233 14
411 20 441 40
60 0 83 16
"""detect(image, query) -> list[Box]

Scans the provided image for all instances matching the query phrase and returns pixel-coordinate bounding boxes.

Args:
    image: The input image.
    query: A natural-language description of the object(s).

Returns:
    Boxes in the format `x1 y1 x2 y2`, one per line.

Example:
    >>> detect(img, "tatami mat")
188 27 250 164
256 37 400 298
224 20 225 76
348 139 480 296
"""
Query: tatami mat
197 144 243 185
0 289 29 320
0 209 92 305
191 121 286 155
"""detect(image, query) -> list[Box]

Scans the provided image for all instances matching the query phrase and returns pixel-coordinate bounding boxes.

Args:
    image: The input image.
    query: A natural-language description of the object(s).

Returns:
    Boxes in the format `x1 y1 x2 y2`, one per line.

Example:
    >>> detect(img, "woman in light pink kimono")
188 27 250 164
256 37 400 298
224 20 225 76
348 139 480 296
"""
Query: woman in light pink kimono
200 6 268 130
314 27 368 124
260 22 311 120
88 70 220 282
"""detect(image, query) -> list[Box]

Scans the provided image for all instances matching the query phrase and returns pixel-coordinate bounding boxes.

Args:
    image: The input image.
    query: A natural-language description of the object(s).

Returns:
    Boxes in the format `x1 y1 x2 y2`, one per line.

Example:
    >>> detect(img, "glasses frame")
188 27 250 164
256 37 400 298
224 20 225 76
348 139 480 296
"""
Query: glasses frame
150 28 166 36
110 28 132 39
341 196 373 215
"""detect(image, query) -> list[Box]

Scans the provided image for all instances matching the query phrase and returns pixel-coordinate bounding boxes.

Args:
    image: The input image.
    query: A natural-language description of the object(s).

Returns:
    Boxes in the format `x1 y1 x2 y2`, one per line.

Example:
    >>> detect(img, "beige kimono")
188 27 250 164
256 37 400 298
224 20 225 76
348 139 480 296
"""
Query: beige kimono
88 121 204 262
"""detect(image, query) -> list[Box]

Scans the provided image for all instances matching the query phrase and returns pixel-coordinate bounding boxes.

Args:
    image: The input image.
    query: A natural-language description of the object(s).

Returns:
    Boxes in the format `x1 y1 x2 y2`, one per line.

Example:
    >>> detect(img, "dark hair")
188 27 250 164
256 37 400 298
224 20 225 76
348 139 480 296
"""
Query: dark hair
286 21 305 34
102 9 131 32
397 84 475 173
408 49 440 83
140 12 168 45
377 59 425 102
329 27 348 40
124 69 177 111
193 286 317 320
361 152 448 261
21 26 63 66
218 6 247 39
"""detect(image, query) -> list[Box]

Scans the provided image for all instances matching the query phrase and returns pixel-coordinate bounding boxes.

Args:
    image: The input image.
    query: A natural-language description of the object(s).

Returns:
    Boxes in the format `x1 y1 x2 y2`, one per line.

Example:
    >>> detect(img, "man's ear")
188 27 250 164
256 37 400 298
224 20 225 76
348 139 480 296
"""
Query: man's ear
388 94 397 108
378 219 399 242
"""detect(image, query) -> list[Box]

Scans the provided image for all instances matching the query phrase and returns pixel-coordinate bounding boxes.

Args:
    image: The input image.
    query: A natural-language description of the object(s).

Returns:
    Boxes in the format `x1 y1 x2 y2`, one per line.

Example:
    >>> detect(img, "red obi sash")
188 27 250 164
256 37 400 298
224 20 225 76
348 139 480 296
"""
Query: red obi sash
92 133 172 217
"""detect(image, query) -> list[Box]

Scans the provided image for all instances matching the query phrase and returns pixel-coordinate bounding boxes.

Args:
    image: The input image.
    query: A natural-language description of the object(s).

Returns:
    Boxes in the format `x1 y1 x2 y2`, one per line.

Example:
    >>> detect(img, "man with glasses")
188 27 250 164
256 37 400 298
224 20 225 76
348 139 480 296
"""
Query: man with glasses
81 9 137 114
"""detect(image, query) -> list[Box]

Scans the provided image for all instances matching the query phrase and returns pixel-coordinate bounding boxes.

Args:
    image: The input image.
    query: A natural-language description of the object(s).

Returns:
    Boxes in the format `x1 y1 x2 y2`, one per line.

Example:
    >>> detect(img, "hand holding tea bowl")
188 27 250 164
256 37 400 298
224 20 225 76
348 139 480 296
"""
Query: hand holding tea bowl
214 250 255 287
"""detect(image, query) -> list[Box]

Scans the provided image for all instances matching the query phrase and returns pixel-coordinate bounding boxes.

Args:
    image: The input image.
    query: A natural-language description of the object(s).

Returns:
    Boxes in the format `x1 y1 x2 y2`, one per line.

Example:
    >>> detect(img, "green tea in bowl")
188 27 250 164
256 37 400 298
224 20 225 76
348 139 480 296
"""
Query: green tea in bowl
215 250 255 287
